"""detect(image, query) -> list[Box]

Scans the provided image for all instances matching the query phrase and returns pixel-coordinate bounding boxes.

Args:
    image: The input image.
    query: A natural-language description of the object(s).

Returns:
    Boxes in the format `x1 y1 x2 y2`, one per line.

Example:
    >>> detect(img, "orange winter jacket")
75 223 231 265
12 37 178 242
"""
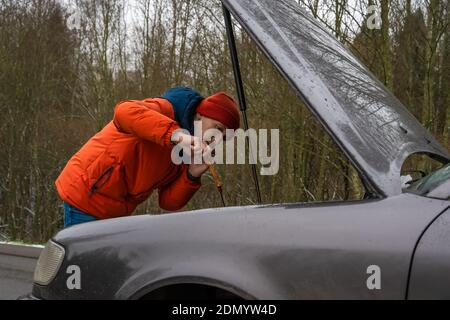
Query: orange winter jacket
55 98 201 219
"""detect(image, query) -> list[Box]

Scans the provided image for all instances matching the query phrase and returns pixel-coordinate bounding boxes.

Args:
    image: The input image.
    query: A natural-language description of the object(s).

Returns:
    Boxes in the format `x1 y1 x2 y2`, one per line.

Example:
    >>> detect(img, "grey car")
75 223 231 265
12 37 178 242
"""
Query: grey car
25 0 449 300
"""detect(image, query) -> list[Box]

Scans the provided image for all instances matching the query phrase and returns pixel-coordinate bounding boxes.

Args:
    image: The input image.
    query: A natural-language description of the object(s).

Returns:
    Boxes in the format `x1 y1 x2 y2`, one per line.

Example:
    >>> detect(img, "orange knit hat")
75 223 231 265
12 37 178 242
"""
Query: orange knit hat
196 92 240 130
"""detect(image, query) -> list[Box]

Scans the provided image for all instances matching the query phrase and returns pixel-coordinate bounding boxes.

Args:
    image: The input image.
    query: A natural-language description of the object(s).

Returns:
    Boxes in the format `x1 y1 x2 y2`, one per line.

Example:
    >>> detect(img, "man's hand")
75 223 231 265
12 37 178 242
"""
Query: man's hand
172 133 206 153
172 132 210 178
188 163 209 178
171 132 196 145
188 135 209 178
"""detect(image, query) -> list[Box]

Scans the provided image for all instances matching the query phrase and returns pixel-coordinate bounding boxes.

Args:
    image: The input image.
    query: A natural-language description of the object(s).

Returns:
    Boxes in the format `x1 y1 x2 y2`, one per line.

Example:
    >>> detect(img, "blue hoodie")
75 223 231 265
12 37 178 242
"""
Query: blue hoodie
162 87 204 135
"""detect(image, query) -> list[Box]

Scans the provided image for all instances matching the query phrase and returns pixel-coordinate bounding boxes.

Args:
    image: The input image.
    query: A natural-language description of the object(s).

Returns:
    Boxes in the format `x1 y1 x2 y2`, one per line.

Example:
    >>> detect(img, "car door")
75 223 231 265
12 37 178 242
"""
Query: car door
407 206 450 299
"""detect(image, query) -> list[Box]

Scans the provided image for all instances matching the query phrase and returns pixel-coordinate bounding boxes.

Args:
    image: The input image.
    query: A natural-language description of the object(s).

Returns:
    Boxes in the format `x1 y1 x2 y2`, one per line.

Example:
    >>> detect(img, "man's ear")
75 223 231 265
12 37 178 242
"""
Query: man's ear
194 113 202 121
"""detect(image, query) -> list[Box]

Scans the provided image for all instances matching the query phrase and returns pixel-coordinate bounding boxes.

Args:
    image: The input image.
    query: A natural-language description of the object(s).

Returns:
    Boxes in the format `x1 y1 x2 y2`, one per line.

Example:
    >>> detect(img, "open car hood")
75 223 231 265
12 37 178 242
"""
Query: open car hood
222 0 450 196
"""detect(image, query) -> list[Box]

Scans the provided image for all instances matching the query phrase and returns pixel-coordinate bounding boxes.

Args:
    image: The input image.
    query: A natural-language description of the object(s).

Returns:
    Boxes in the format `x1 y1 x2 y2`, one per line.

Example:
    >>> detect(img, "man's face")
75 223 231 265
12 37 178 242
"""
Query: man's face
194 113 227 144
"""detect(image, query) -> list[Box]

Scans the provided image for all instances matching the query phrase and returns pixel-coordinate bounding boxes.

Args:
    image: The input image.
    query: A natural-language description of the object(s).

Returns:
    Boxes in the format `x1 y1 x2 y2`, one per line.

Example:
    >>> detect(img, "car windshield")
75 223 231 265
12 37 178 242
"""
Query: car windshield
406 163 450 196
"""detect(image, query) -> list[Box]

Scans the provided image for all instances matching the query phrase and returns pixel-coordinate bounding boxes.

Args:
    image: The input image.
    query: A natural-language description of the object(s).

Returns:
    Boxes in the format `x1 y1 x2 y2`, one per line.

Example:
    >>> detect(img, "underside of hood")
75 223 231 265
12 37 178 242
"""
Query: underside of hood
222 0 450 196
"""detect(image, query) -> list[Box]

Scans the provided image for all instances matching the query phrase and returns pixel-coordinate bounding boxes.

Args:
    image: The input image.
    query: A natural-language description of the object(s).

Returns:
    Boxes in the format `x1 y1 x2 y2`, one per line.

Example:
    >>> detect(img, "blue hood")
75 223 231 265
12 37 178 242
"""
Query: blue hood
162 87 204 134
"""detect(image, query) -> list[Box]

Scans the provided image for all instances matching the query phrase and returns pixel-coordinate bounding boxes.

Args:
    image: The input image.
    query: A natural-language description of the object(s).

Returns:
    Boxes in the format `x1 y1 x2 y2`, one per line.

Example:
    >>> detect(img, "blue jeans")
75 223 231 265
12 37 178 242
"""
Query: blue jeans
63 203 97 228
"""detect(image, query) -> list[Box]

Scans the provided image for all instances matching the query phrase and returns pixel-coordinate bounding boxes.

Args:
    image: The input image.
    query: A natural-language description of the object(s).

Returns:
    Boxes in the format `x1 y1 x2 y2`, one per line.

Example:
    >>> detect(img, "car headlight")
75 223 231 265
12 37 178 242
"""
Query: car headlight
34 240 65 286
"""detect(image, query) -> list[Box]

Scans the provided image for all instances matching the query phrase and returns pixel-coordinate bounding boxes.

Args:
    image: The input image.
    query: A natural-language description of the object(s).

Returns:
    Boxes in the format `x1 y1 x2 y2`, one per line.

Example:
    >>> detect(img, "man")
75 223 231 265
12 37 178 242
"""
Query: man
56 87 240 228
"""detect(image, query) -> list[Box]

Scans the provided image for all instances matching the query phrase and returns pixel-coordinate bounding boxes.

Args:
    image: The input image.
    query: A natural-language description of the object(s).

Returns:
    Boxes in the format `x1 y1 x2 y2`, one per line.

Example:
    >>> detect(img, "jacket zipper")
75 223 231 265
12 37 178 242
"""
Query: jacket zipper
88 166 114 198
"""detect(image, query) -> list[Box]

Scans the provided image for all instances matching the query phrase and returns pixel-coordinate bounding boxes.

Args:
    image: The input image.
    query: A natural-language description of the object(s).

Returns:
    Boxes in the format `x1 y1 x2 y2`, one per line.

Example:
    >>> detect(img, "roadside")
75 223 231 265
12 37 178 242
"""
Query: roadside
0 243 43 300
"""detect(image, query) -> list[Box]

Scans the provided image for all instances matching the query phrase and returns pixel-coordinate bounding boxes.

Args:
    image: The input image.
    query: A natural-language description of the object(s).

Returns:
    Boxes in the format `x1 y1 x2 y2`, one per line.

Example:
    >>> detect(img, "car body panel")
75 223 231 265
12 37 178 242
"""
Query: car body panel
222 0 450 196
408 207 450 299
32 194 449 299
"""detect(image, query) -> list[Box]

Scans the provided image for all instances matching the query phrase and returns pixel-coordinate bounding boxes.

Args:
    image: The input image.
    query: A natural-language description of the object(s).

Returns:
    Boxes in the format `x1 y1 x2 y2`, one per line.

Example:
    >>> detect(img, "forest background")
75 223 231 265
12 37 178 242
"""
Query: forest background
0 0 448 242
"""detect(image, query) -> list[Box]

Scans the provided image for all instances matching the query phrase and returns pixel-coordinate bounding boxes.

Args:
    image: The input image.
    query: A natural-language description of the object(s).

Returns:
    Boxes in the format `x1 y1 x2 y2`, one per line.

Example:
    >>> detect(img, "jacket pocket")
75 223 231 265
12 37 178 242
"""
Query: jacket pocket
86 153 127 200
88 166 114 197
